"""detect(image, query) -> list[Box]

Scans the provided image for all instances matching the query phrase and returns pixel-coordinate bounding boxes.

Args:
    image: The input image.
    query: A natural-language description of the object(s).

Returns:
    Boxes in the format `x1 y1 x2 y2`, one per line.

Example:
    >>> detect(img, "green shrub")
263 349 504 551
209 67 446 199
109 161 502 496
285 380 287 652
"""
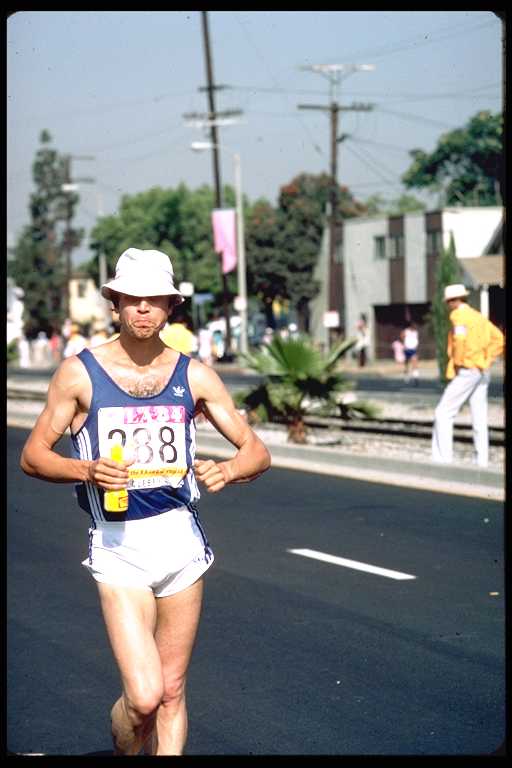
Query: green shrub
238 334 378 443
7 340 19 364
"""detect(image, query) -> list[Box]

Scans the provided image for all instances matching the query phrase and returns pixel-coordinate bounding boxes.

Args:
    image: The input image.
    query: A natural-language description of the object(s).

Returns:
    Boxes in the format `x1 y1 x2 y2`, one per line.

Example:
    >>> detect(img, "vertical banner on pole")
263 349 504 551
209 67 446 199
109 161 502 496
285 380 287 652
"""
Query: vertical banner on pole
212 209 237 274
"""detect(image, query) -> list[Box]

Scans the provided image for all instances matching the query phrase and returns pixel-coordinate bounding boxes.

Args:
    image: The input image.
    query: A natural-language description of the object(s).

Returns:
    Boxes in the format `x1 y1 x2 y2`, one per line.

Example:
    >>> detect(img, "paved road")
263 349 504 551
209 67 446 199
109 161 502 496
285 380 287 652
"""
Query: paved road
7 427 505 756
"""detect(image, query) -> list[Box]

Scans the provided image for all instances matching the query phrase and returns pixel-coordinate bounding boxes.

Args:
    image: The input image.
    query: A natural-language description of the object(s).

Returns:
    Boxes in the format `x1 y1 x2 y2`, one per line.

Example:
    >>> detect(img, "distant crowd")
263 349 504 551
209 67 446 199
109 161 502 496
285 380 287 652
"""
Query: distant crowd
12 311 424 376
12 309 250 369
15 318 114 369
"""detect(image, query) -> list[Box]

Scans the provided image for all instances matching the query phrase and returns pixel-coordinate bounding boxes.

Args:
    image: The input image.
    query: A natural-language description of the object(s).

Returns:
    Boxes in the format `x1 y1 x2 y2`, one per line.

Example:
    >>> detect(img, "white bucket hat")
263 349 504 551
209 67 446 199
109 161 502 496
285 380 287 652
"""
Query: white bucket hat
101 248 184 304
444 283 469 301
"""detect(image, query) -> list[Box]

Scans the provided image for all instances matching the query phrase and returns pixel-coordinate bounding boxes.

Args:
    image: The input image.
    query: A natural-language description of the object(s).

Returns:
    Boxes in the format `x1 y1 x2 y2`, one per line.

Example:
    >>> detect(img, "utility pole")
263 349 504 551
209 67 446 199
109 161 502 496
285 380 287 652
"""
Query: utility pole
201 9 222 213
233 152 248 356
62 154 73 320
97 192 107 288
96 191 112 324
61 154 95 319
299 63 374 340
182 11 244 356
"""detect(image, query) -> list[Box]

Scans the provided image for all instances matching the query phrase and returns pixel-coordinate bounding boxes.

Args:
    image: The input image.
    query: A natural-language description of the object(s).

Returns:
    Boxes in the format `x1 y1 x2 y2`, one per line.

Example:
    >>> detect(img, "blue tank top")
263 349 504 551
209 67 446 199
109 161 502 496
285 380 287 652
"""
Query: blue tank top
70 348 200 522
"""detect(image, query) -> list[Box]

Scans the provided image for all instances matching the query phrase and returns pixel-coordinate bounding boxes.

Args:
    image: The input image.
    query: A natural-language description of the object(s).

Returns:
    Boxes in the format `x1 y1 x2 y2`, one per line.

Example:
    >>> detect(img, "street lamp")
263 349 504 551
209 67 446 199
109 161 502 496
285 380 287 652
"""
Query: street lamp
60 154 95 320
190 141 249 356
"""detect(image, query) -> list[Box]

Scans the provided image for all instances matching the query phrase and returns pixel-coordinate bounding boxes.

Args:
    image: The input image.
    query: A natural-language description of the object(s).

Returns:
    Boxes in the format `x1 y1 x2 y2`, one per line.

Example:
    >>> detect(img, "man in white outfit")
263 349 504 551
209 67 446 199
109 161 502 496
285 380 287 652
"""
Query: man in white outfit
431 284 504 468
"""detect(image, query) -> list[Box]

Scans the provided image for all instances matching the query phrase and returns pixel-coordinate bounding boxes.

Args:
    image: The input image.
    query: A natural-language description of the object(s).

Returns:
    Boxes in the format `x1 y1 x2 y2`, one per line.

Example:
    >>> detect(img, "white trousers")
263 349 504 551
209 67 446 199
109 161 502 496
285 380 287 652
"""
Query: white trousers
432 368 490 468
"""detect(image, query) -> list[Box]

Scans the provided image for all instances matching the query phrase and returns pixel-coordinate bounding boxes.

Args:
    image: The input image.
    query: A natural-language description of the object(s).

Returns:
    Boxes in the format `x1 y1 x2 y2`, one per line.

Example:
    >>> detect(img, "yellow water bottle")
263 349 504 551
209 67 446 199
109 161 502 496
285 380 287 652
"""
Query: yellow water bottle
103 444 129 512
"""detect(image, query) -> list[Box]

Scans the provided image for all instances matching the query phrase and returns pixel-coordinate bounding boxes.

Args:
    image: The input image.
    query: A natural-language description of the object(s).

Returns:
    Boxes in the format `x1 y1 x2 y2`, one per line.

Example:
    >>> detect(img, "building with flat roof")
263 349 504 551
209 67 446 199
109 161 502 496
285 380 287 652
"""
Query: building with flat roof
310 206 504 359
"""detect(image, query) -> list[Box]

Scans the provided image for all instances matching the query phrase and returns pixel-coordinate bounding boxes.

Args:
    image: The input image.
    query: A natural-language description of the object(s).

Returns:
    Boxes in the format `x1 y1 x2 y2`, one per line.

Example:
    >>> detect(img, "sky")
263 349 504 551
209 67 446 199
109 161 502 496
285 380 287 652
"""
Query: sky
7 10 503 265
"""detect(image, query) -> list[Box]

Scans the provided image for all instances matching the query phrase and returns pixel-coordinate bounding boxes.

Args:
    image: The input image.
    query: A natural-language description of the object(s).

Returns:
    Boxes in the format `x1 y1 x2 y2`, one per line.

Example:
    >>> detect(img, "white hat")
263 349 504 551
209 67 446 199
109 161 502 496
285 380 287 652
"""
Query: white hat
444 283 469 301
101 248 184 304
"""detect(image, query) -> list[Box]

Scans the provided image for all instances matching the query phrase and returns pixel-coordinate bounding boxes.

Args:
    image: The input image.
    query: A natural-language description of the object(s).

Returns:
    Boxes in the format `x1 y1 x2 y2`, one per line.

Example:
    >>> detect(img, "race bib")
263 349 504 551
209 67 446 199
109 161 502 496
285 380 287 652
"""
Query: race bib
98 405 188 490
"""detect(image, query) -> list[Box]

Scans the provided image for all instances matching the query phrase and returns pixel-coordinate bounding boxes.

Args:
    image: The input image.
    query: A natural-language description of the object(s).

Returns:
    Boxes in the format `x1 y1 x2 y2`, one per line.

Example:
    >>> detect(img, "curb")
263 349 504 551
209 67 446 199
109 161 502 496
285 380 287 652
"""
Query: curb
8 396 504 503
195 431 504 502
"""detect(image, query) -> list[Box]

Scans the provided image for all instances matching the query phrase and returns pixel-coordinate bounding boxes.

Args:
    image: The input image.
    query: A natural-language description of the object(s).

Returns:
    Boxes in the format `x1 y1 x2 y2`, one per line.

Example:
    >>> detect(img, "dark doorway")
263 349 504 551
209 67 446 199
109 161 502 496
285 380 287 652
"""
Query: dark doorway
373 303 436 359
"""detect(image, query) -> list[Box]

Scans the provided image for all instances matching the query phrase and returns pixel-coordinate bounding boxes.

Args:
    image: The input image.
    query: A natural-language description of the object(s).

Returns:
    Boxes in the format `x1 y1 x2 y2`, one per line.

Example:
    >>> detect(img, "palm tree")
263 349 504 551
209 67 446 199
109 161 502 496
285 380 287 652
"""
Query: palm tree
237 334 377 444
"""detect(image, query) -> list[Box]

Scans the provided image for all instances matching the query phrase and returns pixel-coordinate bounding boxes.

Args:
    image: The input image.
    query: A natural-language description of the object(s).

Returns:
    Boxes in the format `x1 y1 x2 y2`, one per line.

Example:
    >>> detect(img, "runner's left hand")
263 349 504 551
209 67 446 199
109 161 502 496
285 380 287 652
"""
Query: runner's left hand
194 459 229 493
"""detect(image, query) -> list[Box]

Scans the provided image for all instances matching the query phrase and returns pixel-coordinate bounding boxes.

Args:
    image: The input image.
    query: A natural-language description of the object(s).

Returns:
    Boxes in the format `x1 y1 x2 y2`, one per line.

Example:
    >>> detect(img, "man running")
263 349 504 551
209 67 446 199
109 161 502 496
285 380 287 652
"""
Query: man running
20 247 271 756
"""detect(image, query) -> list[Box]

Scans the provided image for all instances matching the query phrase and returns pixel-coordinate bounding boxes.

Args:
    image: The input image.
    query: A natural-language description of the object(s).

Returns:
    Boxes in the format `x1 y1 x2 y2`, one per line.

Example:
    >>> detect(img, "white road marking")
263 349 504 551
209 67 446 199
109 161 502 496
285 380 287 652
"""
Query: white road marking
287 548 416 581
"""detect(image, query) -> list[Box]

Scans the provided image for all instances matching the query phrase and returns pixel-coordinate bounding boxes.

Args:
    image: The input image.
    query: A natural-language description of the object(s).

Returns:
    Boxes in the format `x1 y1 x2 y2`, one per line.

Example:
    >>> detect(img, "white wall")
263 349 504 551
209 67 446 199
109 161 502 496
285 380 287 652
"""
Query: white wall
309 225 329 348
314 206 503 355
404 213 427 303
70 277 109 325
442 207 503 259
344 216 388 355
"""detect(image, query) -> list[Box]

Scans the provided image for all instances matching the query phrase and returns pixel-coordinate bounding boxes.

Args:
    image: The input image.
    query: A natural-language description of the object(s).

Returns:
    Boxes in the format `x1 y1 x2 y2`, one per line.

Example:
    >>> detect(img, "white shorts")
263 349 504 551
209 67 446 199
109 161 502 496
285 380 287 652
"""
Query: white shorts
82 506 214 598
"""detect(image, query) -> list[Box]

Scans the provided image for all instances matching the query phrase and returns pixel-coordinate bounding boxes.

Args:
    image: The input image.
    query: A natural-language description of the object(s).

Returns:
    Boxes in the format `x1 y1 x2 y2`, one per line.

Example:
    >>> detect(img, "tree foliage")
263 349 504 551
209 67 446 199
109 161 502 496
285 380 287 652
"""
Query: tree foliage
9 130 84 337
363 192 426 216
86 184 238 304
245 173 366 331
402 111 503 206
428 232 463 381
236 334 376 443
86 172 366 331
245 199 287 326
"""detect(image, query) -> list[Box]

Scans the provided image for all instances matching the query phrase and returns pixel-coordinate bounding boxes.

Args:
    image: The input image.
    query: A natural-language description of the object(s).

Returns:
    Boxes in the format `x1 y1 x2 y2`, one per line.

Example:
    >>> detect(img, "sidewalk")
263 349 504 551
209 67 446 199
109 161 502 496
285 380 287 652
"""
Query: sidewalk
7 382 504 503
214 355 504 382
7 355 504 381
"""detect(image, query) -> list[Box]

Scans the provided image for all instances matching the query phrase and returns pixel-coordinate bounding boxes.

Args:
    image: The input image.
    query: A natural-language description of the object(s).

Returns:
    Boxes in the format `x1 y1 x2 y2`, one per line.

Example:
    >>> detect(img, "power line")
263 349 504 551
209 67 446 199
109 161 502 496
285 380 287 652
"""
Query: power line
298 63 375 335
321 16 497 64
84 126 190 167
375 106 456 129
231 10 324 156
23 89 197 122
349 136 411 154
378 91 501 106
228 81 501 100
20 76 500 127
343 141 398 185
103 138 188 167
348 180 404 190
83 125 180 155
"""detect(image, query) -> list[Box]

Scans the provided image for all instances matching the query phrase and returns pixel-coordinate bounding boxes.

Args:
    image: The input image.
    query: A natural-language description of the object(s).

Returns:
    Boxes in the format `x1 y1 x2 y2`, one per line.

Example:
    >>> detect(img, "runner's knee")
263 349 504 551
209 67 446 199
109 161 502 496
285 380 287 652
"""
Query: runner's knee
125 682 164 720
161 672 187 705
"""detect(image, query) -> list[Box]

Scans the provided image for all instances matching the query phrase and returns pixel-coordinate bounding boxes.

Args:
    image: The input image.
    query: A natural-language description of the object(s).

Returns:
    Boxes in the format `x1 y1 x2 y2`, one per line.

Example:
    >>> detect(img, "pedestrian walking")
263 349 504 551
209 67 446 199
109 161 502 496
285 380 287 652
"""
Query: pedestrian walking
198 326 214 366
89 320 110 349
18 334 31 368
400 321 419 384
32 331 51 367
354 314 370 367
160 310 197 356
211 327 225 360
62 323 88 358
20 246 271 756
391 338 405 368
431 284 504 468
61 318 73 342
48 328 63 363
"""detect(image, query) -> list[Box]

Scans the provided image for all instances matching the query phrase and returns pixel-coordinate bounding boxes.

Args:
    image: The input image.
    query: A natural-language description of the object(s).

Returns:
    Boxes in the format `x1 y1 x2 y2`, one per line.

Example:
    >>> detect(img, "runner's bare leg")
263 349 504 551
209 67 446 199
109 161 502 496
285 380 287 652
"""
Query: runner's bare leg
144 578 204 755
96 584 163 755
